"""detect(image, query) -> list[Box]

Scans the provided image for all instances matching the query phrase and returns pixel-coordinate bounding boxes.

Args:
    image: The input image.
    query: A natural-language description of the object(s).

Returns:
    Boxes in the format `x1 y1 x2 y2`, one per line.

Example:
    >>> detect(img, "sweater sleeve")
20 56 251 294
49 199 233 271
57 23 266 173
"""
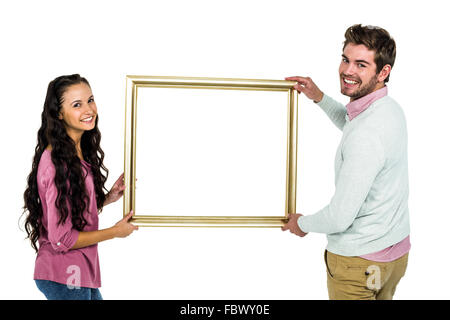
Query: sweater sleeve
298 129 385 234
316 94 347 131
41 166 80 253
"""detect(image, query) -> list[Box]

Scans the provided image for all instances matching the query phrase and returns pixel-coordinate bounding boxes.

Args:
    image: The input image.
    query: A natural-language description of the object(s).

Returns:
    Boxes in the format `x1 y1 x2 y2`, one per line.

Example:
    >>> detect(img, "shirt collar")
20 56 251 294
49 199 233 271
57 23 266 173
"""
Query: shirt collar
346 86 388 121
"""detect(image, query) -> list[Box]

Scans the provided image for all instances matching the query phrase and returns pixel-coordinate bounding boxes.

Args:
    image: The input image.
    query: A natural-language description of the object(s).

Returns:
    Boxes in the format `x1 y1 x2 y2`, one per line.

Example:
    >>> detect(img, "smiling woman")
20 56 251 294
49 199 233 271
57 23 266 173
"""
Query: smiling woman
57 82 98 160
21 74 138 300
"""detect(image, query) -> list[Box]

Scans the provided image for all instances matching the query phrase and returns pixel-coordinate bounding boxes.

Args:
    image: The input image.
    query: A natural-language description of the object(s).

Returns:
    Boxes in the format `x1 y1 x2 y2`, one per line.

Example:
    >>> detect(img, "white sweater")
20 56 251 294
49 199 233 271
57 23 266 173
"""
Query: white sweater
298 94 410 256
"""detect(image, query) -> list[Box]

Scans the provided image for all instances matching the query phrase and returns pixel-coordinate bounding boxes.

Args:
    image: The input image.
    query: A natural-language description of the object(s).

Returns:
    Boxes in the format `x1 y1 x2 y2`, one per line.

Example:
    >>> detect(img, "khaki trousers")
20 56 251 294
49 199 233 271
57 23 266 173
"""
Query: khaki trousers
325 250 409 300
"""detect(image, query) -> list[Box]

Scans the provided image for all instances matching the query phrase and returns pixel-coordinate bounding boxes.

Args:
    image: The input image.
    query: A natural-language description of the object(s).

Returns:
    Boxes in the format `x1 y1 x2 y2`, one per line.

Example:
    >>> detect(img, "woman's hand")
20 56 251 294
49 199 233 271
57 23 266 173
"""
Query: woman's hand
105 173 126 206
113 211 139 238
70 211 138 249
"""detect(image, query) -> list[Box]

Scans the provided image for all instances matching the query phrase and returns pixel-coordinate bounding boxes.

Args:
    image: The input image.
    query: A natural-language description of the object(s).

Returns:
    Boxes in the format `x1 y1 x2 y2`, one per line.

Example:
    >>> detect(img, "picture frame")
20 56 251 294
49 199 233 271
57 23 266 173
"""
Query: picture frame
123 75 298 227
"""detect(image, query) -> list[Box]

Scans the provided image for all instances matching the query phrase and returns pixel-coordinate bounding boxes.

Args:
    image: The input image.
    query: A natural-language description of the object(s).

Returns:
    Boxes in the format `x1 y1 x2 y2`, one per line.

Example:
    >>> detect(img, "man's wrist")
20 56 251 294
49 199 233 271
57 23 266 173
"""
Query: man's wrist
313 91 324 104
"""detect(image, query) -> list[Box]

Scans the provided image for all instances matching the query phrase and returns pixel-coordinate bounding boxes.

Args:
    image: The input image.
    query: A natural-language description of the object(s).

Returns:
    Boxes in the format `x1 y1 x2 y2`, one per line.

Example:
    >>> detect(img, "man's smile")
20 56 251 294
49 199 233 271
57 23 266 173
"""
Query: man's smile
342 76 360 88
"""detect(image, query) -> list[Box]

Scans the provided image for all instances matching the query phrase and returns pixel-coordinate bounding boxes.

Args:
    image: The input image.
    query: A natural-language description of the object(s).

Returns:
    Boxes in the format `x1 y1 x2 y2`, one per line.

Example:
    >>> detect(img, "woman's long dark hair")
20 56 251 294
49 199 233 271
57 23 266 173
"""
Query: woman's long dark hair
22 74 109 253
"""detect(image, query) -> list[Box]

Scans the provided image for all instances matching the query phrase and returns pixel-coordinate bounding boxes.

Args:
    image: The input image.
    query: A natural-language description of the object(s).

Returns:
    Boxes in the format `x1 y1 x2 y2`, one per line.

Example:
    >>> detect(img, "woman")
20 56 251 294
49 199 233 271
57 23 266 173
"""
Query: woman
22 74 138 300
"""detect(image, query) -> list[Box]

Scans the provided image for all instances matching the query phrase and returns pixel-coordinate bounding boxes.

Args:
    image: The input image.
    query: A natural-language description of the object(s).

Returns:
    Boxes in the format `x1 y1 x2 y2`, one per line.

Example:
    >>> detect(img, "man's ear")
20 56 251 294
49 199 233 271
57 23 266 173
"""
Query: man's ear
378 64 392 82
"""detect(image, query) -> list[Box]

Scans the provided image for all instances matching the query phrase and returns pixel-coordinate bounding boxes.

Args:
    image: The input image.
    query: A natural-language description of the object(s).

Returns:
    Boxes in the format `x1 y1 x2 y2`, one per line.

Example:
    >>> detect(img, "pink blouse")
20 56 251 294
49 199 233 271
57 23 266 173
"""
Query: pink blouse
33 149 101 288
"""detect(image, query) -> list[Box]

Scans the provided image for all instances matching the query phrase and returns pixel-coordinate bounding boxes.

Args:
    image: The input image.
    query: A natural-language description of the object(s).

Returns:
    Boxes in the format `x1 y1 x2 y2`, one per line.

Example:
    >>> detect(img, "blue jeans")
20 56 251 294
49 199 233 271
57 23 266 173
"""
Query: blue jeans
35 280 103 300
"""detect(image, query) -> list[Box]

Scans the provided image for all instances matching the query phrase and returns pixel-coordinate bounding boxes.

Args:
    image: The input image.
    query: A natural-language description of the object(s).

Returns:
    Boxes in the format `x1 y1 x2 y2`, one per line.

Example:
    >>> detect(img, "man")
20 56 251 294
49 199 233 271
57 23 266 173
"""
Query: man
282 24 410 300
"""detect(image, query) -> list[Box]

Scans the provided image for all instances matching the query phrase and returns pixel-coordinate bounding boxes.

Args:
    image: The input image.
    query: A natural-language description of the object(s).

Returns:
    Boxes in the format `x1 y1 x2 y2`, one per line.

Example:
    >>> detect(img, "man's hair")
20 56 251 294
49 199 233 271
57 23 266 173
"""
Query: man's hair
343 24 396 83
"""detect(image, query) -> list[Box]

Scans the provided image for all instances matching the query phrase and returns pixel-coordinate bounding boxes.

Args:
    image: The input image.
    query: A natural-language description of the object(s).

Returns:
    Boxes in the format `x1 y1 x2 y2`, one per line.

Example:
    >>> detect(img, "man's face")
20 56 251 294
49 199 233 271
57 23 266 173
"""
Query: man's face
339 43 382 101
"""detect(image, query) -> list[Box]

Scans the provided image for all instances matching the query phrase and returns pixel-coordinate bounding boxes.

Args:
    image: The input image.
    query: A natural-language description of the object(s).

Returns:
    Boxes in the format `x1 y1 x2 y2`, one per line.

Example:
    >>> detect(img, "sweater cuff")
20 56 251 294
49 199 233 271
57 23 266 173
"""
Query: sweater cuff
316 93 331 108
297 215 309 233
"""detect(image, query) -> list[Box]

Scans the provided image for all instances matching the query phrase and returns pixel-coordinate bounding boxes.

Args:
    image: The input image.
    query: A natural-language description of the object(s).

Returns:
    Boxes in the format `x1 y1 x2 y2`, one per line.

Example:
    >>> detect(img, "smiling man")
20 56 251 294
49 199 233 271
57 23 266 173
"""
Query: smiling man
283 24 410 300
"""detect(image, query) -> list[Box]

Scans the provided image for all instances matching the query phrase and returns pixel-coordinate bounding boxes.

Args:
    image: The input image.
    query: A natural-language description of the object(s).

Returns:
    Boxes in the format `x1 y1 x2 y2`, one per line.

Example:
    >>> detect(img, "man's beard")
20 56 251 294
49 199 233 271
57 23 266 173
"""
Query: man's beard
341 73 379 100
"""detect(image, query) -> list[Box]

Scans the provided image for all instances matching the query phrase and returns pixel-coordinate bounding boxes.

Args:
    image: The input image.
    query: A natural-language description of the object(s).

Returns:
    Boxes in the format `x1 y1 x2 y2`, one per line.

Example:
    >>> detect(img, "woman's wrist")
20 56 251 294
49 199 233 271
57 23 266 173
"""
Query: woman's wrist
104 193 113 206
109 225 120 238
104 193 110 206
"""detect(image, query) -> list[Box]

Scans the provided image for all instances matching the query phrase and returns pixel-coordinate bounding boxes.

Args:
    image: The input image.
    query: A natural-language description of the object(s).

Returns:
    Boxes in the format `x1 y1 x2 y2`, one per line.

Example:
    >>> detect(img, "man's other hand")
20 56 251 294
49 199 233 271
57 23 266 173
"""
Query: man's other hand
281 213 308 237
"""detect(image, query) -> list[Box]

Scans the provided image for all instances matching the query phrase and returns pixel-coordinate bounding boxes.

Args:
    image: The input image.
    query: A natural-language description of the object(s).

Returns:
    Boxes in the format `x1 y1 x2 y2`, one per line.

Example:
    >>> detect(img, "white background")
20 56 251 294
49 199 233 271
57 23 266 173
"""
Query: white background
136 88 288 217
1 0 449 299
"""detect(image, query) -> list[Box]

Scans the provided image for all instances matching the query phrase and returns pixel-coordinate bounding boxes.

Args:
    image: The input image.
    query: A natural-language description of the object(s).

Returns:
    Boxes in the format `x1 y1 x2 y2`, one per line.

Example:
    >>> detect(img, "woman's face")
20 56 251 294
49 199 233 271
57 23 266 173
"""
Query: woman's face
58 82 97 140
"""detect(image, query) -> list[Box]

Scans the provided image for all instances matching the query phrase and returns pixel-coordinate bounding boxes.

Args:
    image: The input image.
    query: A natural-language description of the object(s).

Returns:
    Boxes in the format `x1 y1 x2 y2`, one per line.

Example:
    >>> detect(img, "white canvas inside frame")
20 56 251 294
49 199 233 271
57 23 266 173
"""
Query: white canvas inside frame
135 87 289 217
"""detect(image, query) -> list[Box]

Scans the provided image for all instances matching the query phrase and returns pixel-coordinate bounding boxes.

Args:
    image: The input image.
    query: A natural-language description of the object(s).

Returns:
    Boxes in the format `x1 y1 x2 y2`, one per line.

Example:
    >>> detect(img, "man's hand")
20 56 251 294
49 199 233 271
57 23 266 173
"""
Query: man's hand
281 213 308 237
285 76 324 103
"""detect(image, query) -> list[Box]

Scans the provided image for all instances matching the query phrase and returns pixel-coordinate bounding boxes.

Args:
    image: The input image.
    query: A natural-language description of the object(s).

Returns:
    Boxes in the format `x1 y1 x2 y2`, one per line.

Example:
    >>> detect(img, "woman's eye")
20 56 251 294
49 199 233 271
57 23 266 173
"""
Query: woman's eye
73 103 81 108
88 98 95 103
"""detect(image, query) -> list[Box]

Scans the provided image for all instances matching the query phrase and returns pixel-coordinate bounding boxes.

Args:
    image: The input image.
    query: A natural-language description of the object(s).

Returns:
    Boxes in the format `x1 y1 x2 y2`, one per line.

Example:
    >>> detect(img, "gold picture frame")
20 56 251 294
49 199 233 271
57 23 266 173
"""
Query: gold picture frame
123 75 298 227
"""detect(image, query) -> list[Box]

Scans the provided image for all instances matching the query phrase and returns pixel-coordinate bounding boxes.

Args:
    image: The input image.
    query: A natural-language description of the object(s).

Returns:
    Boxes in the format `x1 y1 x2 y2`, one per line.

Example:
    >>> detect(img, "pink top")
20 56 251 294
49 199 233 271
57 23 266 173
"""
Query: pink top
346 86 411 262
33 149 101 288
360 236 411 262
346 85 388 121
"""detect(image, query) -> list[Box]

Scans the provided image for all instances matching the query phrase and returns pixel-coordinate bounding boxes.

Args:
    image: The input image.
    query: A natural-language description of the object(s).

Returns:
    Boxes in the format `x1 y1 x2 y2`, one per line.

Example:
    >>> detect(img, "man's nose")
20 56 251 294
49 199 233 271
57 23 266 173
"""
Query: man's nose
342 63 356 75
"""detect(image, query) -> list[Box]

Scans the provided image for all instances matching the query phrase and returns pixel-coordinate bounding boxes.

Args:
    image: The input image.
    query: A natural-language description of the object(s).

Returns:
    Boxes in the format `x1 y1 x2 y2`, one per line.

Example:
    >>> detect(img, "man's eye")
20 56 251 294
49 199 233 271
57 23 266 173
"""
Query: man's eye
358 64 366 68
88 98 95 103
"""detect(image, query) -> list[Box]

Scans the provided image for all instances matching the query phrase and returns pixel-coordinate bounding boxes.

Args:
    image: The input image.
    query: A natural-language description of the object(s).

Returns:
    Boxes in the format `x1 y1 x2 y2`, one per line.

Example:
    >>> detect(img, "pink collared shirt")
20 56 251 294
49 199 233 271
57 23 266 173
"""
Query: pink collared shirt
346 85 388 121
346 86 411 262
33 149 101 288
